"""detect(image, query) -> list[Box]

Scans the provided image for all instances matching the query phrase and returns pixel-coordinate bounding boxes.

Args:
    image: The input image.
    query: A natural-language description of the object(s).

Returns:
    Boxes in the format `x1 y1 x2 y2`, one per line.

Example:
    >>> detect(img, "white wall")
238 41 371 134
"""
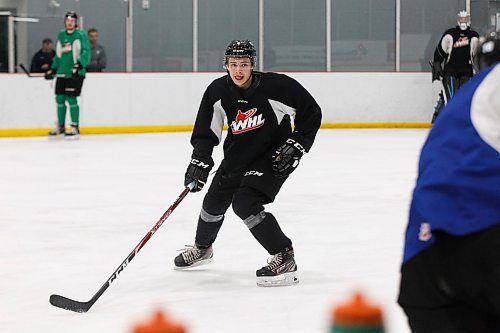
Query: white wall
0 72 433 130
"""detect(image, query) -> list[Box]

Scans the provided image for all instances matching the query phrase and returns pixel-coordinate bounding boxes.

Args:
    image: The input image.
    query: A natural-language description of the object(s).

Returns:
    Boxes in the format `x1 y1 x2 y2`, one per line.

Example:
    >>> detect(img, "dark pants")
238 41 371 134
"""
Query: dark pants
432 73 471 123
398 225 500 332
55 75 85 96
195 158 292 255
442 73 471 101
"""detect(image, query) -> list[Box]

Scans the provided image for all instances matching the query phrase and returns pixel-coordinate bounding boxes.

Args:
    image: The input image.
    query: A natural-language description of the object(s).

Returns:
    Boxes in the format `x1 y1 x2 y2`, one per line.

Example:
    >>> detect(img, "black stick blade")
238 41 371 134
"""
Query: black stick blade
19 63 30 76
50 294 92 313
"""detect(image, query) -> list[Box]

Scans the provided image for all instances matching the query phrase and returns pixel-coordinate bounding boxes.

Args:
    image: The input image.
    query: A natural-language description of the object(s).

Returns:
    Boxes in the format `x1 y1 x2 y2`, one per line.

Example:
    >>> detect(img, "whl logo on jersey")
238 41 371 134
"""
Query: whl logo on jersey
230 108 265 134
454 37 469 48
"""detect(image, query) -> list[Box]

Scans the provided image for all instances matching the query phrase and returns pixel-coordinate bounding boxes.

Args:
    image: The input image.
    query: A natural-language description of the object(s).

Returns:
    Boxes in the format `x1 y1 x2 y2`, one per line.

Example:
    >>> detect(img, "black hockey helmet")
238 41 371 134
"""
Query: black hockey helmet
65 11 78 26
476 31 500 71
223 39 257 68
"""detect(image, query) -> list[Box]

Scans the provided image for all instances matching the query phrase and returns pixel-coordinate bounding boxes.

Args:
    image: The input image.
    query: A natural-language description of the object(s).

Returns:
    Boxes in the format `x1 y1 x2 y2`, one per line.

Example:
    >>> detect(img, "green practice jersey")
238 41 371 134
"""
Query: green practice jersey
52 29 90 78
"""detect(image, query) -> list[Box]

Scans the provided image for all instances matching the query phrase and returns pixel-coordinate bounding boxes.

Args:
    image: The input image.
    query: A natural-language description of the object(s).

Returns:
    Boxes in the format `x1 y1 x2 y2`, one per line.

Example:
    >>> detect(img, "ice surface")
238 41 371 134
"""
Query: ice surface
0 129 428 333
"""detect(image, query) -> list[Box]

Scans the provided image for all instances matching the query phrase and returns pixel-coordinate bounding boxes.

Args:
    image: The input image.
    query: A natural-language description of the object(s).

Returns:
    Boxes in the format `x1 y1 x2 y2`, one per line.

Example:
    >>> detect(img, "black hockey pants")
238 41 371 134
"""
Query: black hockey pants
398 224 500 332
442 73 471 101
432 73 471 123
194 161 292 254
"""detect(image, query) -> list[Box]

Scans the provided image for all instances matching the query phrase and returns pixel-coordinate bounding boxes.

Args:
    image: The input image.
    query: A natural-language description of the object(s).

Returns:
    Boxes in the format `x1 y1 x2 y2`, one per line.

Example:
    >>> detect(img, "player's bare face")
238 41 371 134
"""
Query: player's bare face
227 57 253 89
65 18 76 32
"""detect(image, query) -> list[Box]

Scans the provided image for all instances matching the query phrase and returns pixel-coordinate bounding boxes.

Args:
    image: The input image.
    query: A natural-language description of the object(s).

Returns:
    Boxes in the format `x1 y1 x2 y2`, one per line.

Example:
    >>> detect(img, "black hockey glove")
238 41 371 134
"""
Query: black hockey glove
432 61 443 82
44 69 55 80
271 138 306 179
72 62 83 76
184 154 214 192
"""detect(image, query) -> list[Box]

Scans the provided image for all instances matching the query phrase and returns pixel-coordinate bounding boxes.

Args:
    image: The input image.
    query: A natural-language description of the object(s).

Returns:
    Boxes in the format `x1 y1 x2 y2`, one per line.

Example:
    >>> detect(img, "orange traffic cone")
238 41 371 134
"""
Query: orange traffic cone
132 310 186 333
331 292 385 333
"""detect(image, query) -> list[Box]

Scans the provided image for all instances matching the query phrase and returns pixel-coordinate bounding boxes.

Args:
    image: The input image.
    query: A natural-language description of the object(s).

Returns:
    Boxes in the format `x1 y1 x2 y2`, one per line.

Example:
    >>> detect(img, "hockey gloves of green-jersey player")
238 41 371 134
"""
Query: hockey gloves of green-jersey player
272 138 306 179
184 154 214 192
432 61 443 82
72 62 83 76
44 69 55 80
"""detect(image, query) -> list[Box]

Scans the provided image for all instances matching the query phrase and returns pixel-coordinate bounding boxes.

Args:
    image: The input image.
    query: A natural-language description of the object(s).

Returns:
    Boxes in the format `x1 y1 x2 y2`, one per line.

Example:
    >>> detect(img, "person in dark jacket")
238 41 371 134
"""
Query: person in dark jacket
30 38 55 73
86 28 106 72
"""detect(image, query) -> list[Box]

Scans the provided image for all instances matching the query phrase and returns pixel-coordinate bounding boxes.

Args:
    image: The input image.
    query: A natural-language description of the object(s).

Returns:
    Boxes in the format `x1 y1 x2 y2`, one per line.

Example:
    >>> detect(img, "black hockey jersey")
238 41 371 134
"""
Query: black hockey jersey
190 72 322 174
434 26 479 76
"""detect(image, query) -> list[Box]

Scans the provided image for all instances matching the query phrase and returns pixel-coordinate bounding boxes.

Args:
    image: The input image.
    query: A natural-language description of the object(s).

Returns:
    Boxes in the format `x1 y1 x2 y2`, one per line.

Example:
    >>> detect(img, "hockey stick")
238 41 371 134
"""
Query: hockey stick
19 63 44 78
439 78 448 105
49 183 194 313
19 63 65 79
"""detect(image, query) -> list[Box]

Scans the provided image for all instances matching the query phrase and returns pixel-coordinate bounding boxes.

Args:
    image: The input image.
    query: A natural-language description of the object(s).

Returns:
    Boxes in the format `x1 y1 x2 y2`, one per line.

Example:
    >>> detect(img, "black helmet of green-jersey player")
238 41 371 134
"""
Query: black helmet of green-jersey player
65 11 78 27
476 31 500 71
223 40 257 69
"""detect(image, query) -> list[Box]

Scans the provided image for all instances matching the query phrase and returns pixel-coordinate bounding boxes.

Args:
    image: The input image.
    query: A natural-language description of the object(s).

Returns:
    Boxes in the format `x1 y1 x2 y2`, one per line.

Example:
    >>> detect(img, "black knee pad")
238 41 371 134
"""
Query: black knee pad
232 187 266 220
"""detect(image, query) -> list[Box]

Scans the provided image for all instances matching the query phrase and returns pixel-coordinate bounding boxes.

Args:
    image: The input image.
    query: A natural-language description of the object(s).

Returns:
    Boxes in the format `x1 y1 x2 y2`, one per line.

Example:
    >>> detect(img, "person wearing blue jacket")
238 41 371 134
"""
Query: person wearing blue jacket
398 31 500 332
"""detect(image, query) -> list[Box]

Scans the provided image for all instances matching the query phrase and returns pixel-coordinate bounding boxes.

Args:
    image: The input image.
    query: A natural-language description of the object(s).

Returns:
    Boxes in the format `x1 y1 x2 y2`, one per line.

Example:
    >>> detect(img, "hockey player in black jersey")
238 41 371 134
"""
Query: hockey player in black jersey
431 10 479 122
174 40 322 287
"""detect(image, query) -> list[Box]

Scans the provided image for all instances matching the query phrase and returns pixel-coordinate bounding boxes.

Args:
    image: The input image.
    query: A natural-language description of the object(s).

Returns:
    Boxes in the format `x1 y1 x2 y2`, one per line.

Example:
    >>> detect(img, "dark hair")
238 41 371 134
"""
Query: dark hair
42 38 52 44
87 28 98 34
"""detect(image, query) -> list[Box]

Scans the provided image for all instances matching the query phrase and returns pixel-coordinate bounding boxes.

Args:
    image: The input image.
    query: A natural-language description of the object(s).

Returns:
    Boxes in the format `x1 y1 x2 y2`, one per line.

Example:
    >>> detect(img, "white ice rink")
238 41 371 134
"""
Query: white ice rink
0 129 429 333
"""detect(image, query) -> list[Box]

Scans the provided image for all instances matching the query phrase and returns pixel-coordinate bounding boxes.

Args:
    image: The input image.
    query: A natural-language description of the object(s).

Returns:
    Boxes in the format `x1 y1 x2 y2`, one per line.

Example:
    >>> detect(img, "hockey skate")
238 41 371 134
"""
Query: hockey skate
65 124 80 140
174 244 213 270
256 246 299 287
48 124 66 139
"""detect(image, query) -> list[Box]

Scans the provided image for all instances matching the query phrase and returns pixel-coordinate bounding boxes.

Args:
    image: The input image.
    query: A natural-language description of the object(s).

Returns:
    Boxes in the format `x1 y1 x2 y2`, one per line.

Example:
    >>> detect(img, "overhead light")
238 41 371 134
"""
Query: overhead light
49 0 61 9
14 17 40 22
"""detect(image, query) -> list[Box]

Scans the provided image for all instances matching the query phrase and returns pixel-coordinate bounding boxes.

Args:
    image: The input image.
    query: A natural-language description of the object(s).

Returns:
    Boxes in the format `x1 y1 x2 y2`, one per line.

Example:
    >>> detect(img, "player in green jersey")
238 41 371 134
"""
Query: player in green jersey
45 11 90 139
